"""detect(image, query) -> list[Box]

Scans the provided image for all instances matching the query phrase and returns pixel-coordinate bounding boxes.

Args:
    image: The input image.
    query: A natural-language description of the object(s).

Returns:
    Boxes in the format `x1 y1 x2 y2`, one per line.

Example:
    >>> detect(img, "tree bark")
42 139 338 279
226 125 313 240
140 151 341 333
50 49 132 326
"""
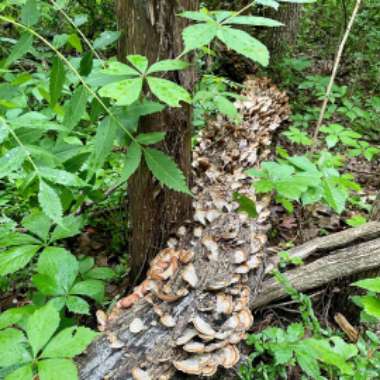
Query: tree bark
78 78 290 380
117 0 198 281
262 4 302 61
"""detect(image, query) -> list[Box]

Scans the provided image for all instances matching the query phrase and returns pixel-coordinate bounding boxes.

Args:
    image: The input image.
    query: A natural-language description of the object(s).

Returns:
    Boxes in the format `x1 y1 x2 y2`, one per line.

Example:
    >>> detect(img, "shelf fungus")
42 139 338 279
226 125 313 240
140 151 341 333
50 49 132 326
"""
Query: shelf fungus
80 78 290 380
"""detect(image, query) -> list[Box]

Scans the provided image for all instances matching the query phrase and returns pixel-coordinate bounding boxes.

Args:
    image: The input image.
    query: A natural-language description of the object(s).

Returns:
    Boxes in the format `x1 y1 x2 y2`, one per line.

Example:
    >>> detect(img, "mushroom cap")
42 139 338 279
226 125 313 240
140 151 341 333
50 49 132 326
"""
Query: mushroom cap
132 368 151 380
182 263 199 288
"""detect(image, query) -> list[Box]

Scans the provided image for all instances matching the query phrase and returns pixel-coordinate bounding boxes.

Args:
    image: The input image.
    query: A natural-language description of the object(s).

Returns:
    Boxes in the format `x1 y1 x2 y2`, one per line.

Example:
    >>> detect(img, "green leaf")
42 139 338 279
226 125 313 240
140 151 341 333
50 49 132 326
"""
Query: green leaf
0 305 36 330
5 364 33 380
42 326 97 358
39 167 84 187
322 179 347 214
79 52 93 76
120 142 142 182
38 358 78 380
296 350 320 378
214 95 238 120
217 27 269 66
226 16 283 27
84 267 116 281
144 148 191 194
22 210 52 241
147 77 191 107
101 61 139 76
38 180 63 225
3 32 33 68
0 118 9 144
353 277 380 293
63 85 88 131
67 33 83 53
179 11 214 22
49 59 65 108
233 192 258 218
26 304 60 357
136 132 166 145
99 78 143 106
326 134 339 148
87 117 118 177
359 295 380 318
182 23 217 52
21 0 39 27
127 55 149 73
93 31 121 50
0 328 31 367
66 296 90 315
346 215 367 227
70 280 104 303
34 247 79 295
147 59 189 74
0 147 26 179
50 215 83 242
0 232 40 248
0 245 40 276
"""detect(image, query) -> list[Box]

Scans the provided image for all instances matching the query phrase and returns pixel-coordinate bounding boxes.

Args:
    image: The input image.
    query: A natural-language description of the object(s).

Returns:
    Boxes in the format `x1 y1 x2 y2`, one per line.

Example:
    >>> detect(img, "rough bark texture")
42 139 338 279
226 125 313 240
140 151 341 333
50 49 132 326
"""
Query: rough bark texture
262 4 302 60
78 78 290 379
253 222 380 308
117 0 198 281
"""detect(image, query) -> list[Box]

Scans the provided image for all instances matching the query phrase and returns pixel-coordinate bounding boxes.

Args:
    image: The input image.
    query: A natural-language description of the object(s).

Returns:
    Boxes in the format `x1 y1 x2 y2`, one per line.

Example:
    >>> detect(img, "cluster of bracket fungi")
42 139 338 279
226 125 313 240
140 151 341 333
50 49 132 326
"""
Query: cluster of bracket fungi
95 77 290 379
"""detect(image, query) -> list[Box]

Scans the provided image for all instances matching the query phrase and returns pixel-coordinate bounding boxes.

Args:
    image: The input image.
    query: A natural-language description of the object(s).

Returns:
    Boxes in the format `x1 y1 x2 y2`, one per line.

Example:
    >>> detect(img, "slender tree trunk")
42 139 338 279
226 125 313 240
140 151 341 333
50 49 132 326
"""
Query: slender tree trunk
117 0 198 282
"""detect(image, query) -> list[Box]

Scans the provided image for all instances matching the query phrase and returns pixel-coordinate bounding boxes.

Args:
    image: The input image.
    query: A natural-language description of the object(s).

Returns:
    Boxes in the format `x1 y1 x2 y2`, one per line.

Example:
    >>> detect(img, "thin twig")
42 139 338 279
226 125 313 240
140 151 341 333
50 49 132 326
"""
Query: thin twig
311 0 362 149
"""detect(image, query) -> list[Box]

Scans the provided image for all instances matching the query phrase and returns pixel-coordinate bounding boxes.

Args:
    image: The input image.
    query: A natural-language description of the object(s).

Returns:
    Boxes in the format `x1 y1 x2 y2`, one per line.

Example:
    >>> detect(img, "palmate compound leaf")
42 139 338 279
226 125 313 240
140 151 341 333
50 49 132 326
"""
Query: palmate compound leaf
38 180 63 225
41 326 97 359
25 304 60 357
143 148 191 195
70 279 105 303
0 245 40 276
217 27 269 67
147 77 191 107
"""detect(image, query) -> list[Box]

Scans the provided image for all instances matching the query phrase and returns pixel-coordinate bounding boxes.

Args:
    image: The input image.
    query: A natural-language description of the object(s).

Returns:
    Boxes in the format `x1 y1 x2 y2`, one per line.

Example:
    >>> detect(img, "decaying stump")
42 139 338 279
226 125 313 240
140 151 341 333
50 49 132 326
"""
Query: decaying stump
78 78 290 379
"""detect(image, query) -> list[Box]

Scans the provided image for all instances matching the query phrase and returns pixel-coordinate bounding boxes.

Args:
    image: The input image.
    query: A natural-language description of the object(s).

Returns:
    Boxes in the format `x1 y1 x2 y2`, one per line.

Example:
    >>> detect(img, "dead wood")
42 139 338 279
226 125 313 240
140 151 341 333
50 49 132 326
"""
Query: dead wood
78 78 290 380
78 76 380 379
252 223 380 309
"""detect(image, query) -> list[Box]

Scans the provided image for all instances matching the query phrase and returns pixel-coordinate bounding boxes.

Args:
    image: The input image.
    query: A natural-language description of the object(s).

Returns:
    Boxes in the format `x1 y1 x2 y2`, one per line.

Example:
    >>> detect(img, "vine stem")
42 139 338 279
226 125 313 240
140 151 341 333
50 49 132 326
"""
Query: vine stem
48 0 105 67
0 15 138 144
311 0 362 150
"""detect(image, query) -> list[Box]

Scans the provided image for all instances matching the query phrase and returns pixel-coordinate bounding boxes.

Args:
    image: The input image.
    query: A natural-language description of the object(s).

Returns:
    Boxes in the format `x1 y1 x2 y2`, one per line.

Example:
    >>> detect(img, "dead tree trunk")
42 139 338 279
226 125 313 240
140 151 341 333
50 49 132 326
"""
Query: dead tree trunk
78 78 380 379
117 0 198 281
78 78 290 379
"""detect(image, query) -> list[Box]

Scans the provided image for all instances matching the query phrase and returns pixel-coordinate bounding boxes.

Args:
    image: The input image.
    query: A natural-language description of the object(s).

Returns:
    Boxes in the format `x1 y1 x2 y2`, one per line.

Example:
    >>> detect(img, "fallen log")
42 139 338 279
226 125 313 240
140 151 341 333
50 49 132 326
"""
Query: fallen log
78 78 380 379
78 78 290 380
253 223 380 309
